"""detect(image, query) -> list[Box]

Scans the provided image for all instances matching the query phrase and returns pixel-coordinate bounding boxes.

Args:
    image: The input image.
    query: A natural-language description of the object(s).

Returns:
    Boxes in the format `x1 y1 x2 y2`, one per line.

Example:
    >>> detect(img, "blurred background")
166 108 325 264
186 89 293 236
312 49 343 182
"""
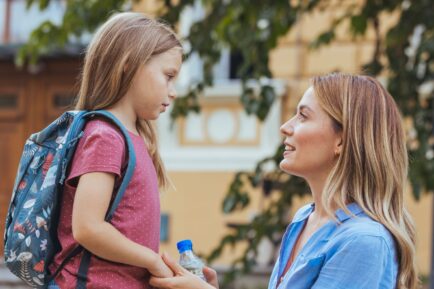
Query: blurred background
0 0 433 288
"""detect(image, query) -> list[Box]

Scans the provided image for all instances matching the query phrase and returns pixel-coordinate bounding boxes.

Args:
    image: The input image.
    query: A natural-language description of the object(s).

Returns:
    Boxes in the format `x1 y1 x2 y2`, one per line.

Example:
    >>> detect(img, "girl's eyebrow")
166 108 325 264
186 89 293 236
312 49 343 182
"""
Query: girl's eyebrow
167 67 179 74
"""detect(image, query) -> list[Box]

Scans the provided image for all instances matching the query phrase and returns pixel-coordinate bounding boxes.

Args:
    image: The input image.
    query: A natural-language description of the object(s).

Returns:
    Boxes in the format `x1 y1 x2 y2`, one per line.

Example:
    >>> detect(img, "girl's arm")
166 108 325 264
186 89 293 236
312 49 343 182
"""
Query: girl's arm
72 171 173 278
150 253 219 289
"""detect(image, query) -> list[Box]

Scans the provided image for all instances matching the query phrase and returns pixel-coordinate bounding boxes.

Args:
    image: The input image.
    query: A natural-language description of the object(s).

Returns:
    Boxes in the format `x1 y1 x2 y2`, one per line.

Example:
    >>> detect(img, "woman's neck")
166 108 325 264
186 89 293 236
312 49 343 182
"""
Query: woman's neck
306 175 332 219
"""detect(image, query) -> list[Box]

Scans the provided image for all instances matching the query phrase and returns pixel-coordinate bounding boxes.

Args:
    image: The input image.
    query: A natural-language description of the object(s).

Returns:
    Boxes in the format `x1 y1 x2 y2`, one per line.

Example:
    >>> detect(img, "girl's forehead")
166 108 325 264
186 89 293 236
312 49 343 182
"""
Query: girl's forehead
149 47 182 67
161 48 182 62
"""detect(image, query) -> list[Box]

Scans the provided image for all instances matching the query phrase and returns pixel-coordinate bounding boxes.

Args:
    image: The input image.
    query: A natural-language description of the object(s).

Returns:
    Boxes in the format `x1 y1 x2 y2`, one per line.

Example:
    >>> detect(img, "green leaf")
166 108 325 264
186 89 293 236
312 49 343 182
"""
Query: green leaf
350 15 368 36
310 30 335 49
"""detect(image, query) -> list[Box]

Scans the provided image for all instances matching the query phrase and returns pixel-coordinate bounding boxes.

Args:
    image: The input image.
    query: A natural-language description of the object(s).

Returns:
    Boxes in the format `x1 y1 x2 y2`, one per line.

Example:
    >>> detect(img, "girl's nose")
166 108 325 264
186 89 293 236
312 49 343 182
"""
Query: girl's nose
169 88 177 100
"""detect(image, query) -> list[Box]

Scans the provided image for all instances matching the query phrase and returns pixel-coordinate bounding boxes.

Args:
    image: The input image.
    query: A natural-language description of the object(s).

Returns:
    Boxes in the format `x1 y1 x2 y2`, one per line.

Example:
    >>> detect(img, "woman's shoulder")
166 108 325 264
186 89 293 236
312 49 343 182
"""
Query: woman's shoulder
334 212 397 254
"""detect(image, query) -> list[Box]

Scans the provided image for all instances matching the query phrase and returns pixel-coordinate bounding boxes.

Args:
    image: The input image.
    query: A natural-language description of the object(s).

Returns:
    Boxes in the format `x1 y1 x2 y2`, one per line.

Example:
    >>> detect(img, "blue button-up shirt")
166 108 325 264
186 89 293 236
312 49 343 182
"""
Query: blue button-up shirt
268 203 398 289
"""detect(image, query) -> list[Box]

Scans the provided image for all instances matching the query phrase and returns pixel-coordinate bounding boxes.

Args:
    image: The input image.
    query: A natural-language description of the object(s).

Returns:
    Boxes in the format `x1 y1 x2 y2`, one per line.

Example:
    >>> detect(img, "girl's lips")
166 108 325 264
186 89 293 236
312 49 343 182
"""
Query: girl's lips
161 104 169 112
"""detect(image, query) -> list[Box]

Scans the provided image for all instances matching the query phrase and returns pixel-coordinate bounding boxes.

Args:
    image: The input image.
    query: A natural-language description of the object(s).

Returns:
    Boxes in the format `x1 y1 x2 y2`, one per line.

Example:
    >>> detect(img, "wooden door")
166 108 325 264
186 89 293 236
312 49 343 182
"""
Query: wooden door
0 58 80 253
0 81 27 246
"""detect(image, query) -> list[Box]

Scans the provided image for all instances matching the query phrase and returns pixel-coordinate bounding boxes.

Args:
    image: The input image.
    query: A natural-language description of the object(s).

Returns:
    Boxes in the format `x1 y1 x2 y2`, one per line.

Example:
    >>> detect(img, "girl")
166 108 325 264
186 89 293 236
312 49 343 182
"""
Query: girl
48 12 183 289
150 73 418 289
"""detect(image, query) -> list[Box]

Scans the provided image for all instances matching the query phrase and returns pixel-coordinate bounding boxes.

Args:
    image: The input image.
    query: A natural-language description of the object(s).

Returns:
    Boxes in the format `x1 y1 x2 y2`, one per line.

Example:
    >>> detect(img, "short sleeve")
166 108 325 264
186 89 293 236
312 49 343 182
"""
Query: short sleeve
66 120 126 187
311 235 390 289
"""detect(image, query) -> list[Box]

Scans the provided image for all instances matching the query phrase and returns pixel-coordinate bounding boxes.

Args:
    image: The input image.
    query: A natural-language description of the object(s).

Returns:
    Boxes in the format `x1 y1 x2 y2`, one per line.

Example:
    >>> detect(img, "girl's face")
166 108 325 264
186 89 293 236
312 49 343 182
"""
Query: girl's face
280 87 342 180
128 47 182 120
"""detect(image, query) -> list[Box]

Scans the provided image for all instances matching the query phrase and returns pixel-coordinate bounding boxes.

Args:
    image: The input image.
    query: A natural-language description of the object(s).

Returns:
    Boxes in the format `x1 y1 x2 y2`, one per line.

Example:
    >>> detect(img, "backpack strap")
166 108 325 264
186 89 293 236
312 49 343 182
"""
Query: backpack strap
83 110 137 221
75 110 137 289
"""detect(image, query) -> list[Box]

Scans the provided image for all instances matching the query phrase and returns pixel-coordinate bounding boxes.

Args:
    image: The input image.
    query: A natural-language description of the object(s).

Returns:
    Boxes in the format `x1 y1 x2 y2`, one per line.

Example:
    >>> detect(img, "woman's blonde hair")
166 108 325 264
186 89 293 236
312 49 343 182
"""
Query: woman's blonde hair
75 12 182 188
312 73 418 289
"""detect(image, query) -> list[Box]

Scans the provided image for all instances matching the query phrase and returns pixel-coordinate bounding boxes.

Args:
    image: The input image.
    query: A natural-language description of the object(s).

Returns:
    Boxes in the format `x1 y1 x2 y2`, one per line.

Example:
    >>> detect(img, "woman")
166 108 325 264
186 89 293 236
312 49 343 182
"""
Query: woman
150 73 418 289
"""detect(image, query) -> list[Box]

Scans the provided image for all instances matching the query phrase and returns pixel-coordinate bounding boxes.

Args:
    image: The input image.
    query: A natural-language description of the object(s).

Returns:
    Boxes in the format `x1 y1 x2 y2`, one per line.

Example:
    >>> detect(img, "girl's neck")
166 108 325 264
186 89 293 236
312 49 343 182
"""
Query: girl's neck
106 105 139 136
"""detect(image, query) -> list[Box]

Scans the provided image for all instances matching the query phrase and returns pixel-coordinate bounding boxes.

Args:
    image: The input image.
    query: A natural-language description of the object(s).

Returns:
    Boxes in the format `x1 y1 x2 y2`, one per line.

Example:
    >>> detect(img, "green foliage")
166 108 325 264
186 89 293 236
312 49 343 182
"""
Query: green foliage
17 0 134 66
159 0 317 121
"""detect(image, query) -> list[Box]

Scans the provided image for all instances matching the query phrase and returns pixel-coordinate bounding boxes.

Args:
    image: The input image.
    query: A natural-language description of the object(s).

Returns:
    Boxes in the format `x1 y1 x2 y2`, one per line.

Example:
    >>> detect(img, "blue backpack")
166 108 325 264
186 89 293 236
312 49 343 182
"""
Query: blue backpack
3 110 136 288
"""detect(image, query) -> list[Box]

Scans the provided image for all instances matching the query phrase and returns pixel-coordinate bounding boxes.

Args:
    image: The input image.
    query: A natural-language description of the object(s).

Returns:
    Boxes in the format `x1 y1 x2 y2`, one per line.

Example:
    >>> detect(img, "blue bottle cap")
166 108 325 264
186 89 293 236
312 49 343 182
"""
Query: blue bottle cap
177 239 193 253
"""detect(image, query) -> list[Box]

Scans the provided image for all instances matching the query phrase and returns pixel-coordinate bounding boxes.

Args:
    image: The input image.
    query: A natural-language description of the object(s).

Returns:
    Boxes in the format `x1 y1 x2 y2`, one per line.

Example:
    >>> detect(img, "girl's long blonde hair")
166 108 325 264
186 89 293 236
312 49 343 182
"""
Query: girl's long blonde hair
75 12 182 188
312 73 418 289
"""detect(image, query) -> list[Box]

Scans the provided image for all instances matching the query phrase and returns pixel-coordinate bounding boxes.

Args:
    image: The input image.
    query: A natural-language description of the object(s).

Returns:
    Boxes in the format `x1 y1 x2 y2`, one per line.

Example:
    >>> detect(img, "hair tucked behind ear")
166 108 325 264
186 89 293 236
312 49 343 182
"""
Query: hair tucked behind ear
75 12 182 188
312 73 418 289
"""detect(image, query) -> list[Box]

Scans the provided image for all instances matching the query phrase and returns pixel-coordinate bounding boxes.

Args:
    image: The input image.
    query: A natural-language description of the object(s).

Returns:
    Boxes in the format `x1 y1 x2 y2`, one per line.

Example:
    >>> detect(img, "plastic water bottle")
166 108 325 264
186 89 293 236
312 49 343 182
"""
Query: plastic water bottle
177 239 206 281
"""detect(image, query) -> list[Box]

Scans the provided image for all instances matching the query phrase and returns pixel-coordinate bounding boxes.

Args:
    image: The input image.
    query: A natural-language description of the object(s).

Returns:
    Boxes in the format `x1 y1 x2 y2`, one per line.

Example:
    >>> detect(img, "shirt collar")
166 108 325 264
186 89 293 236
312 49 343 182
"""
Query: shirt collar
291 203 315 223
292 202 365 223
335 202 365 222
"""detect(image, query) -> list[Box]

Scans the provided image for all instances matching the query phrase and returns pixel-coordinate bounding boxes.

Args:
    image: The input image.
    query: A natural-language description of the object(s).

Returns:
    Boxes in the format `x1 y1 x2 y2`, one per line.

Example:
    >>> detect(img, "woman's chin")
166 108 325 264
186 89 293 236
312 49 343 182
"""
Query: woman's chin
279 161 298 176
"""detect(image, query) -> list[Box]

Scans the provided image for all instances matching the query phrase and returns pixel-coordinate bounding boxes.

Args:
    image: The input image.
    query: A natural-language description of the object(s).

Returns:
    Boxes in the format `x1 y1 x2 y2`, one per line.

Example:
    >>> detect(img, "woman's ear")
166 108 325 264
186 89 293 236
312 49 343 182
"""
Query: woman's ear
334 136 343 157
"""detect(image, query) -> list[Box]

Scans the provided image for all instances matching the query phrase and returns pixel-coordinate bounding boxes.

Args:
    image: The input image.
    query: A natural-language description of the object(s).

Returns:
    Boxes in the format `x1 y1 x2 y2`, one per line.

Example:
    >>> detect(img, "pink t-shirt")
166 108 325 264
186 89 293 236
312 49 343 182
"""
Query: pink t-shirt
49 118 160 289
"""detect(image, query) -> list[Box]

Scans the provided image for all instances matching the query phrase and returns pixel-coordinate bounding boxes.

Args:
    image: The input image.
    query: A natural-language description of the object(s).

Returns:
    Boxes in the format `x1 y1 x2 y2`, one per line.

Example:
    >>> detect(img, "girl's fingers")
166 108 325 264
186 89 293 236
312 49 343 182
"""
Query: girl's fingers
161 252 187 275
149 276 172 288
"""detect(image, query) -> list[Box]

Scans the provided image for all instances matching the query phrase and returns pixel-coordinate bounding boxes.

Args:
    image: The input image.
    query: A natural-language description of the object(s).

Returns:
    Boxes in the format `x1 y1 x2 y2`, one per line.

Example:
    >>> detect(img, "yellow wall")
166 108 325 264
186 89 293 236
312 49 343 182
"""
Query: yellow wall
406 193 432 275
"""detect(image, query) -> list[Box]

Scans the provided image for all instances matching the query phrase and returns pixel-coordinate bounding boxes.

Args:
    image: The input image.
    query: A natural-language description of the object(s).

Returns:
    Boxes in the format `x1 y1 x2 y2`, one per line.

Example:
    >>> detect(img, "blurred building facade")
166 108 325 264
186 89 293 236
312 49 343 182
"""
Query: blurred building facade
0 1 431 286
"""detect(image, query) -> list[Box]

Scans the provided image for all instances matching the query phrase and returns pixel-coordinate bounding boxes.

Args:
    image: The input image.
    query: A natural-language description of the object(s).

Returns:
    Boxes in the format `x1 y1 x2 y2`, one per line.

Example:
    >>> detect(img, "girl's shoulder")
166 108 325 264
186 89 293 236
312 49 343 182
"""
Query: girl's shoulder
82 117 125 144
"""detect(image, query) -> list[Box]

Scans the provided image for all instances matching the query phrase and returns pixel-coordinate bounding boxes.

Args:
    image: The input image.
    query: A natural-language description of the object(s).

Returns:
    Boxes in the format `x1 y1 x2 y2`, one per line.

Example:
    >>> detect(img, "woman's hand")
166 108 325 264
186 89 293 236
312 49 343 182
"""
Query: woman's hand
202 266 219 289
150 252 219 289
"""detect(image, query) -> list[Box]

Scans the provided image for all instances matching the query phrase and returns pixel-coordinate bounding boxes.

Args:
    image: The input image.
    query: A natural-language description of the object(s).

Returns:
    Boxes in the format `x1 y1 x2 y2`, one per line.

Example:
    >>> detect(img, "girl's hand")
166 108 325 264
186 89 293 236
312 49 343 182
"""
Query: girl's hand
149 253 219 289
149 254 175 278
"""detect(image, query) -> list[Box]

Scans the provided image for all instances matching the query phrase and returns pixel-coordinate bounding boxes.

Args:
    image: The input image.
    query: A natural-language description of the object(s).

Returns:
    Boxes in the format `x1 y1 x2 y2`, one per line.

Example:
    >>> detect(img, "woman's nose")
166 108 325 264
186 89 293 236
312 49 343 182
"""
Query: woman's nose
280 118 294 135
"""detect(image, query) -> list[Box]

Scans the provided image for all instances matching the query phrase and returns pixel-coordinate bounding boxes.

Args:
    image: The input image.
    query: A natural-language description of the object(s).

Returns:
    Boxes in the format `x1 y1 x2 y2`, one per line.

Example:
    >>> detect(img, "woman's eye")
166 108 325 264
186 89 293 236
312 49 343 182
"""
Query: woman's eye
166 74 174 81
297 112 306 120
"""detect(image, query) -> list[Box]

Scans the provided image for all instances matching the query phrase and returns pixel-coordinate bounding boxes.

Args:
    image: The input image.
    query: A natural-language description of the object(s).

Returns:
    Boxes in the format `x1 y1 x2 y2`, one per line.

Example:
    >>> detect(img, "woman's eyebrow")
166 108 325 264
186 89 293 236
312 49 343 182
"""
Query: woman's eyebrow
297 104 313 113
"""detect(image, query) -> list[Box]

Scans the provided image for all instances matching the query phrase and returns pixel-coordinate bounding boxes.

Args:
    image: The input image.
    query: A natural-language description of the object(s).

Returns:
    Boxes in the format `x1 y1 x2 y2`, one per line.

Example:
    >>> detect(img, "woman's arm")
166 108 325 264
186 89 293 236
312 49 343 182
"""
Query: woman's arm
150 253 219 289
72 172 173 278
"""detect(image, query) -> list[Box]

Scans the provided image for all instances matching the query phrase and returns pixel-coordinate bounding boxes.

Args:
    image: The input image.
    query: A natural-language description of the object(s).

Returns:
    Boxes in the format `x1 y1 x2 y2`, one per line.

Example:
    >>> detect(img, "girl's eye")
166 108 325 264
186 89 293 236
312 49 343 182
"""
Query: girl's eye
166 74 174 81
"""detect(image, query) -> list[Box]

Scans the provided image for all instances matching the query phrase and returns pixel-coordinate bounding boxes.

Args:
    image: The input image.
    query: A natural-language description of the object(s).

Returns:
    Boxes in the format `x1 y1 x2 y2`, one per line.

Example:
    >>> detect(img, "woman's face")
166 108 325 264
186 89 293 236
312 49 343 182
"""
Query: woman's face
280 87 342 180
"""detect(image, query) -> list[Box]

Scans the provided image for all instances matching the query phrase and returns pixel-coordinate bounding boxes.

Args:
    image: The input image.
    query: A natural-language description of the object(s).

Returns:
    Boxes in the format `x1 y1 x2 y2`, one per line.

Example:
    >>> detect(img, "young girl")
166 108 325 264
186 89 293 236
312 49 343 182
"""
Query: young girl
48 12 183 289
150 73 418 289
